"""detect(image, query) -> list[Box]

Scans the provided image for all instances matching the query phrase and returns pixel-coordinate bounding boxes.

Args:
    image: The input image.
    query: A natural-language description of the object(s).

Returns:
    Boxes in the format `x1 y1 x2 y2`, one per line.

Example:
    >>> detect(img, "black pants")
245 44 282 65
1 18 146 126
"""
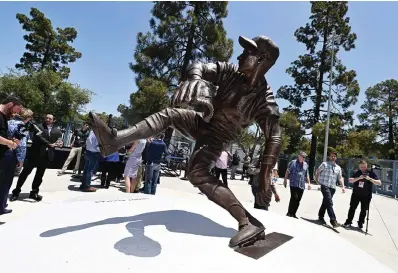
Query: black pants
0 152 17 211
215 167 228 187
241 166 248 180
345 194 370 227
100 161 119 187
287 186 304 216
251 185 268 211
13 156 49 195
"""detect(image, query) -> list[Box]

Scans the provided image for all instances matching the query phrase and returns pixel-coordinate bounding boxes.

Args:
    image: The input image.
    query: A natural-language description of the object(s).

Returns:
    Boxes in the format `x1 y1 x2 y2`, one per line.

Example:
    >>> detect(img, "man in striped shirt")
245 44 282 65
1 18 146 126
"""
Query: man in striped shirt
315 151 345 228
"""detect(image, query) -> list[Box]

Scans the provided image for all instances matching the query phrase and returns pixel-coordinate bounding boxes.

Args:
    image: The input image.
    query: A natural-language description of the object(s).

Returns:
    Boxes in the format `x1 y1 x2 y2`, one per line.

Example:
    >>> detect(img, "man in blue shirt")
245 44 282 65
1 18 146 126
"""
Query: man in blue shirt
80 130 101 192
284 151 311 218
144 133 167 195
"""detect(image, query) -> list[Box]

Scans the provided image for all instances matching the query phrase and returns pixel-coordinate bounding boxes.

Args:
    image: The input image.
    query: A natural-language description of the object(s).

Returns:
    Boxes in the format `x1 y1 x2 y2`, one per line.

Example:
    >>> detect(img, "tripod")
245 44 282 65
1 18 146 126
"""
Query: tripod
365 208 369 234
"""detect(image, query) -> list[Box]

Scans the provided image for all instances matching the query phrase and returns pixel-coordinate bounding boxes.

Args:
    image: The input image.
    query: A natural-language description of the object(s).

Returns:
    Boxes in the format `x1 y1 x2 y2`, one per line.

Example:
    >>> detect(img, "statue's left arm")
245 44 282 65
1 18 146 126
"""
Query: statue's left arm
254 86 282 193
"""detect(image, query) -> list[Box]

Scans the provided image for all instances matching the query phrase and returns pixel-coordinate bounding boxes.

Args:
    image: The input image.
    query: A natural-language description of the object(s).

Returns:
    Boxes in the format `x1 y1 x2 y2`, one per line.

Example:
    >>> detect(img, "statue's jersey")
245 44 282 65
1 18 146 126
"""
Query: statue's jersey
210 62 280 127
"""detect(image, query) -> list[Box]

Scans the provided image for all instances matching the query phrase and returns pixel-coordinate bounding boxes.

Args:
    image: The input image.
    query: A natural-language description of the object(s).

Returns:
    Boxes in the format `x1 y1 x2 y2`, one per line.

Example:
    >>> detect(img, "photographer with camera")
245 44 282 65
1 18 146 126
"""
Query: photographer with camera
10 114 62 202
0 108 33 215
343 160 381 230
0 96 23 159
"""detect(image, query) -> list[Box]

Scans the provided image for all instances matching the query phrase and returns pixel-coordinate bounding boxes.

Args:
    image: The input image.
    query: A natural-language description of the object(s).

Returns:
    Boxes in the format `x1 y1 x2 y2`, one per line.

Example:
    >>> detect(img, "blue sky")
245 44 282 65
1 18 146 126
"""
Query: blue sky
1 1 397 124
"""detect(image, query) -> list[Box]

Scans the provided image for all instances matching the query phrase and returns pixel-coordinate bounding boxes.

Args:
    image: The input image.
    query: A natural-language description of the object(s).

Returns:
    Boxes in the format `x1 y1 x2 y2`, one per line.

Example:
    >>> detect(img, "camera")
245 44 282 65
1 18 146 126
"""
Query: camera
14 121 43 140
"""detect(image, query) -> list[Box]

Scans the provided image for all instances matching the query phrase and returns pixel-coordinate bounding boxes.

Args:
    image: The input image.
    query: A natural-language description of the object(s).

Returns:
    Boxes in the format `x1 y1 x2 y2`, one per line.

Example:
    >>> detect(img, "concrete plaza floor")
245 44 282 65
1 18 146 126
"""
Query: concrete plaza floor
1 169 397 272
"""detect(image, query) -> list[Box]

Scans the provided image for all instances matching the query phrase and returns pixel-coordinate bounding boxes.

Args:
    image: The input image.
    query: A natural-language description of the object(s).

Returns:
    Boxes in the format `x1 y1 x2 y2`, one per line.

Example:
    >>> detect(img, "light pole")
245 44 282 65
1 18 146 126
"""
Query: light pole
322 30 337 162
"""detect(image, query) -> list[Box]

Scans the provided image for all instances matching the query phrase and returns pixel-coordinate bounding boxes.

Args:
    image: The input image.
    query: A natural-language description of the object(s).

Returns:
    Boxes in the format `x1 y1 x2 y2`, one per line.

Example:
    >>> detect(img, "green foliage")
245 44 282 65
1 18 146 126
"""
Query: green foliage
0 69 92 121
335 129 378 158
118 77 170 124
235 128 255 153
312 115 345 156
311 116 378 158
15 7 82 79
279 111 303 154
358 79 398 159
276 1 359 177
130 1 233 88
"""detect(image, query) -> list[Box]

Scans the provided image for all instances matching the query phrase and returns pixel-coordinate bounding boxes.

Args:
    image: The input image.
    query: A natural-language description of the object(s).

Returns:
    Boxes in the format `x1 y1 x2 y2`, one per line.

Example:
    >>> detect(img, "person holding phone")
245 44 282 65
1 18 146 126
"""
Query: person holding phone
343 160 381 230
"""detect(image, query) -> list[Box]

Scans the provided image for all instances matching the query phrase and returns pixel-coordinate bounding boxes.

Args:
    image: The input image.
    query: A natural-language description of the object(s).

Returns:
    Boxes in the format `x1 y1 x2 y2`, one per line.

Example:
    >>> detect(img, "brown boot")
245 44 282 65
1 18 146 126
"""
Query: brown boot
197 181 265 248
81 187 97 192
229 220 265 248
89 111 166 156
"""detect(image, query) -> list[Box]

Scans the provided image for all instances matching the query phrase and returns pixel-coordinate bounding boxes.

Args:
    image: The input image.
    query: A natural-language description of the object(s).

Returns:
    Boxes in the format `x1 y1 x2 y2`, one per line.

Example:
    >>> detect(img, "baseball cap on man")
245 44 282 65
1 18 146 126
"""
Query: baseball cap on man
299 151 307 158
238 35 280 64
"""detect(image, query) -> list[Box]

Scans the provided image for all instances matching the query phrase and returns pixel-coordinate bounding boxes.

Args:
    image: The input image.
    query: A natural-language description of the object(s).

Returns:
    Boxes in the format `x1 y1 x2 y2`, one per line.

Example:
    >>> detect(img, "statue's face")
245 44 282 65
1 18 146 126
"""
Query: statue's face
237 48 260 74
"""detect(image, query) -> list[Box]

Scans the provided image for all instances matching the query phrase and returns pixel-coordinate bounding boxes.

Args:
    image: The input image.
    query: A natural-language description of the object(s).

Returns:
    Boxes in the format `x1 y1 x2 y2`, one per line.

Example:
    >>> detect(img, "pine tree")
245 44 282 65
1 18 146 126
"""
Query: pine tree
277 1 359 178
358 79 398 159
130 1 233 88
15 7 82 79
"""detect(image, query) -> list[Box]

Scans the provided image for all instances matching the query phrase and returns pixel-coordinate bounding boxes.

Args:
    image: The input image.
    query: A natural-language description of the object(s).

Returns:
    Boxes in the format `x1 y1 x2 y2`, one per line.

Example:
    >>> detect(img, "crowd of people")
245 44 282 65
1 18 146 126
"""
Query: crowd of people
0 95 383 232
281 151 381 230
211 146 382 231
0 95 169 216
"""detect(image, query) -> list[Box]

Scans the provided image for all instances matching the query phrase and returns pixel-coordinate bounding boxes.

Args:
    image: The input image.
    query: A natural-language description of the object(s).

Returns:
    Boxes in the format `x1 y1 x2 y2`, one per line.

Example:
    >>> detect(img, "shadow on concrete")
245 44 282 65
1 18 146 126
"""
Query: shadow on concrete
301 217 340 234
40 210 237 257
344 226 373 236
0 221 5 225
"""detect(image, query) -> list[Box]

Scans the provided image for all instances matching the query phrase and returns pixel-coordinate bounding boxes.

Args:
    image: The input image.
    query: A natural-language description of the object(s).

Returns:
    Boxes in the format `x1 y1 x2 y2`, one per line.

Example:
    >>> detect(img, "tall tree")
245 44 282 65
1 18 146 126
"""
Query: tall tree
15 7 82 79
131 1 233 88
277 1 359 179
358 79 398 159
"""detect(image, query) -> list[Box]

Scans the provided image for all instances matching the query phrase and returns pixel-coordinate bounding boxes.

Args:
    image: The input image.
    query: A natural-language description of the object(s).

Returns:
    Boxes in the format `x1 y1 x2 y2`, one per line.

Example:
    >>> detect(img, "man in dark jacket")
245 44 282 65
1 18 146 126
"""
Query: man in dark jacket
10 114 62 202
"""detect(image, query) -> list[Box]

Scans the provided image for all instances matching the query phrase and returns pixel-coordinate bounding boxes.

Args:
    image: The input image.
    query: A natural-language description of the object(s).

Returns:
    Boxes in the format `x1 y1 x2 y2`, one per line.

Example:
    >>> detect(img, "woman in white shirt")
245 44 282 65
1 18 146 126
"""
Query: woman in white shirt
215 149 232 188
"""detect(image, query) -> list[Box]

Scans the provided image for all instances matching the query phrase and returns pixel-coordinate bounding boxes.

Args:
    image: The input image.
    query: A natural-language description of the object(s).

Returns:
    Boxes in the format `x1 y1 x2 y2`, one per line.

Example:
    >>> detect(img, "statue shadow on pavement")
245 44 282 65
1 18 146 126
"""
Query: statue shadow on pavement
40 210 237 257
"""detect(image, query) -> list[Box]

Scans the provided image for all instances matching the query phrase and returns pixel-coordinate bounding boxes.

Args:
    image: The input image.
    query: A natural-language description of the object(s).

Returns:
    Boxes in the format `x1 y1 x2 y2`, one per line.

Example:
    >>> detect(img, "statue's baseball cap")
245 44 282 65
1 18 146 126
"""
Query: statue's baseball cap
238 35 280 64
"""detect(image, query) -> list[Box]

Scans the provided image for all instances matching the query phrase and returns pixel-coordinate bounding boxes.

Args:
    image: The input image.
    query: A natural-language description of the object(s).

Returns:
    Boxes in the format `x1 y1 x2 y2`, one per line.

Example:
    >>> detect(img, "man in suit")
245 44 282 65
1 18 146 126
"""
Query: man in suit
10 114 62 202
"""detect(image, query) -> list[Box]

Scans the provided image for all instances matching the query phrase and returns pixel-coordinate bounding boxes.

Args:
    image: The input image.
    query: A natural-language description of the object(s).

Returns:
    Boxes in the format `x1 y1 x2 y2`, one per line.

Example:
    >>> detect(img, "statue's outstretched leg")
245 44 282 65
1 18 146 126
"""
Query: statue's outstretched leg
187 141 265 248
88 108 200 156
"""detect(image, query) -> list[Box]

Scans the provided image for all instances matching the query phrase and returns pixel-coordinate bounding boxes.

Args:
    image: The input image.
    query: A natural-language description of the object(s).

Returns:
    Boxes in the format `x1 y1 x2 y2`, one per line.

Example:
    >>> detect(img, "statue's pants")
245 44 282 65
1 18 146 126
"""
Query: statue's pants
117 108 257 227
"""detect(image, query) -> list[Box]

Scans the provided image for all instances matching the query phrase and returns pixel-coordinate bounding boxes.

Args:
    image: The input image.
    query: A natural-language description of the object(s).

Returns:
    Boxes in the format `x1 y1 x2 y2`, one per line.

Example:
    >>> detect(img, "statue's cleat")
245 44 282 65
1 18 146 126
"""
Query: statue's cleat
88 112 119 156
229 222 265 248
